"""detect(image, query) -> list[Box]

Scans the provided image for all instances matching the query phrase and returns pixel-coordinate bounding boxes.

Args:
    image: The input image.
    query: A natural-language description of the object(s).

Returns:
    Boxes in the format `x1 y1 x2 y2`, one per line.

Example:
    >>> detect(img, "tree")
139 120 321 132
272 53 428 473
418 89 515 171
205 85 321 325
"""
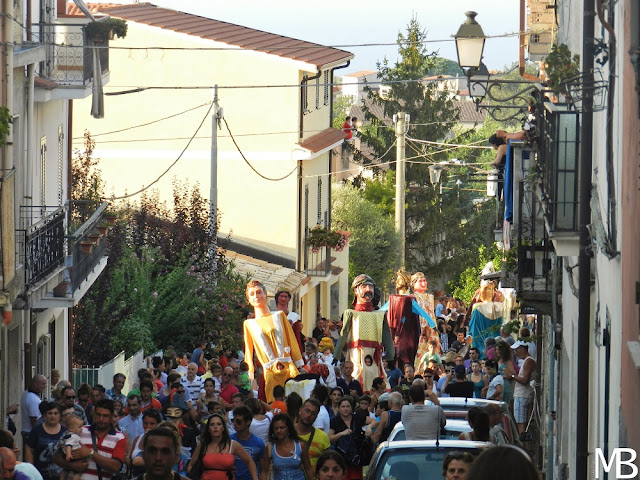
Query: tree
71 135 248 365
331 183 402 293
356 18 496 289
427 57 463 77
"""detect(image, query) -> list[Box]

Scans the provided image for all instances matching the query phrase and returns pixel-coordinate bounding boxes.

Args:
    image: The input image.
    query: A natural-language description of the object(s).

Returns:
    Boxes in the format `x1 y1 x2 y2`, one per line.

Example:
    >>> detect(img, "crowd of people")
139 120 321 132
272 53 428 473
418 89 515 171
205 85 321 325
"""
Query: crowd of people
6 275 540 480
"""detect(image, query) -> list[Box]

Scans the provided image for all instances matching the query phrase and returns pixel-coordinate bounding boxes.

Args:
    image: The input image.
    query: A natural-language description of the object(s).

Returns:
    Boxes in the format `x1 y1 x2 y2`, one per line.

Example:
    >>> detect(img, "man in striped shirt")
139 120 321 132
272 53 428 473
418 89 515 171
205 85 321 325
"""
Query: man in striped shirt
54 399 126 480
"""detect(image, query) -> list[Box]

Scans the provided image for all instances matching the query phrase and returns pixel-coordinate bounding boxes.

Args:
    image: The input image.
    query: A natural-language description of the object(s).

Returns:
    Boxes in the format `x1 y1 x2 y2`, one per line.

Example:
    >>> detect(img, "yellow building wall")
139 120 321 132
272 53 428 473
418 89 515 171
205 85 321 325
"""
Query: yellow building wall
72 23 329 257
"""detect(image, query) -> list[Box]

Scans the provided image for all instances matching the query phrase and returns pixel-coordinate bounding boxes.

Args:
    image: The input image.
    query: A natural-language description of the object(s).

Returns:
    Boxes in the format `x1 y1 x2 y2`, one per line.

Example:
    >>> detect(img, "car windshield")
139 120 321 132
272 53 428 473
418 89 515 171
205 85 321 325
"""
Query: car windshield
371 447 480 480
392 429 466 441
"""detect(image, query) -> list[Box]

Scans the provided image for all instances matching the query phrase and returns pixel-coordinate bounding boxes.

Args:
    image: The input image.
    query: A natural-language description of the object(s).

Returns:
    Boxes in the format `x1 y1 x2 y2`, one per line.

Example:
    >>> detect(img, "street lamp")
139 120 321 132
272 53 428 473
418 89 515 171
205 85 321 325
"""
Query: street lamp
428 165 443 187
454 11 486 70
454 12 535 122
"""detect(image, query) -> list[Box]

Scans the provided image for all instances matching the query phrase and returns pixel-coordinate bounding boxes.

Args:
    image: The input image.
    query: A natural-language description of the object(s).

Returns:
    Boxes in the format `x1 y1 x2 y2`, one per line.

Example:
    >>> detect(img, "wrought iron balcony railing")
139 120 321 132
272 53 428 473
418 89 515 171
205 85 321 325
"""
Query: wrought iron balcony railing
68 201 109 291
32 22 109 87
304 245 331 276
17 206 66 286
16 201 109 289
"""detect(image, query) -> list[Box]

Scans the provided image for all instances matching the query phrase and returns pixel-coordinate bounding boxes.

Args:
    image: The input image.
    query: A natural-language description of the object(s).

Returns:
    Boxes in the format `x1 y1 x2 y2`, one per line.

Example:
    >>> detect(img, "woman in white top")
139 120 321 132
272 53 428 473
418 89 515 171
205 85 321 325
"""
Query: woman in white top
245 397 273 444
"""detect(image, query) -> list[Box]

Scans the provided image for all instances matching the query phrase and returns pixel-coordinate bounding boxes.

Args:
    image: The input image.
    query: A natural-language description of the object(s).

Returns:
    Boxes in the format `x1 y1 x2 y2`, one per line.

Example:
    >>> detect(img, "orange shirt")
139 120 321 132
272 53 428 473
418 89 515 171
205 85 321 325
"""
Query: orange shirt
270 400 287 415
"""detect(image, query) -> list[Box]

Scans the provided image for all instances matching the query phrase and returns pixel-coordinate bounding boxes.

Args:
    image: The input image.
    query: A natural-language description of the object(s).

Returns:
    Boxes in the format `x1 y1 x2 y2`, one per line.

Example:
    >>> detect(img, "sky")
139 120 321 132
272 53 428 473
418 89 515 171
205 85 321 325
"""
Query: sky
147 0 522 74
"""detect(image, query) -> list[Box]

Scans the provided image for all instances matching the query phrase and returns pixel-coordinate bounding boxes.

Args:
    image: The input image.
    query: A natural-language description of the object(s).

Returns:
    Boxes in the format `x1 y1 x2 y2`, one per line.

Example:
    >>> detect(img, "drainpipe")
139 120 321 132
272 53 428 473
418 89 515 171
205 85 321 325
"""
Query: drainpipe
576 1 596 478
2 0 14 172
26 64 35 204
519 0 525 76
327 60 350 230
596 0 618 255
547 251 558 480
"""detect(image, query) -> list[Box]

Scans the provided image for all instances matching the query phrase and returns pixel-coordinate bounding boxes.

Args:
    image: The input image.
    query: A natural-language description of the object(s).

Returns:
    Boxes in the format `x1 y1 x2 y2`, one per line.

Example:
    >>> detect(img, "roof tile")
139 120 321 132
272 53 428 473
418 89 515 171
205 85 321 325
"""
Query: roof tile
77 2 353 68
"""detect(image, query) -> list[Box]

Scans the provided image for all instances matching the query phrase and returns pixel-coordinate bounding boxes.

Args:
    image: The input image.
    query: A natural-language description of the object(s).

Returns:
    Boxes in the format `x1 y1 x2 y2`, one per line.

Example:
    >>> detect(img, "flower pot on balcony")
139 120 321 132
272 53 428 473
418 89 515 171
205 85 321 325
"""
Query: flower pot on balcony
88 234 102 246
105 214 117 226
97 224 109 236
80 241 94 255
53 281 70 298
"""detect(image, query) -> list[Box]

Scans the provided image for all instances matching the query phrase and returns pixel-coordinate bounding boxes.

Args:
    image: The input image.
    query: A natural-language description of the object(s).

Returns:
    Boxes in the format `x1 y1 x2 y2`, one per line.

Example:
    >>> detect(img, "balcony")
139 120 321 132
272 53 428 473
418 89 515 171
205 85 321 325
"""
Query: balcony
31 21 109 95
17 206 66 287
18 201 110 308
304 245 331 276
535 100 581 255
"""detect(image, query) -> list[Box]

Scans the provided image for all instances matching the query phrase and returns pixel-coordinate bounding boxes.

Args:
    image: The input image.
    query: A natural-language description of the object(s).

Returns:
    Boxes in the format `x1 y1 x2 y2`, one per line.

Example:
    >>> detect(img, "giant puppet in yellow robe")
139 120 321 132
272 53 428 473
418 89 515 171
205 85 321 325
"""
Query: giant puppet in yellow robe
243 309 304 403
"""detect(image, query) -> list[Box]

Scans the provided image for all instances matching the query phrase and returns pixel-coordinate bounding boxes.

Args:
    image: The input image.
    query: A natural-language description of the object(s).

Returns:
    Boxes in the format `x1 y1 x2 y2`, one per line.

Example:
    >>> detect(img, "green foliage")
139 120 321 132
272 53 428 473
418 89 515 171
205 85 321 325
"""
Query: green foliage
71 139 248 365
446 242 518 304
331 184 401 293
544 44 580 96
0 106 12 147
360 170 396 217
85 18 128 41
446 244 494 303
427 57 464 77
355 17 502 289
332 93 352 130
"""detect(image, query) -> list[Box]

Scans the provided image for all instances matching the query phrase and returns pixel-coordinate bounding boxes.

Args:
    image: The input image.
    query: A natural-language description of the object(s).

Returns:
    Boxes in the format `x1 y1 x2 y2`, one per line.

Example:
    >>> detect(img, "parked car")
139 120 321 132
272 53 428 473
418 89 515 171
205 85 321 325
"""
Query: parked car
435 397 506 419
387 419 472 441
364 440 489 480
429 397 521 446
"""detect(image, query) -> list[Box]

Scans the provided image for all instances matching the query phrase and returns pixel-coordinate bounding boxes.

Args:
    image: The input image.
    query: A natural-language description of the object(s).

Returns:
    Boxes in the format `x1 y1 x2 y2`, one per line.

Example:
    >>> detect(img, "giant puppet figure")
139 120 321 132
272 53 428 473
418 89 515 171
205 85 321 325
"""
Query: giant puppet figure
334 274 395 392
411 272 441 372
385 269 422 370
244 280 304 402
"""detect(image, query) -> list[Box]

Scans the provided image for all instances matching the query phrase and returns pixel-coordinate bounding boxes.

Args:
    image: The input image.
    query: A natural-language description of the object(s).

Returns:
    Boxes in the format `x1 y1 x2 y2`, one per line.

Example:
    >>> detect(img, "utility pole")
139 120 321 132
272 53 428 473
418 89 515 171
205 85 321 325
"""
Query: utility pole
394 112 408 267
209 85 223 275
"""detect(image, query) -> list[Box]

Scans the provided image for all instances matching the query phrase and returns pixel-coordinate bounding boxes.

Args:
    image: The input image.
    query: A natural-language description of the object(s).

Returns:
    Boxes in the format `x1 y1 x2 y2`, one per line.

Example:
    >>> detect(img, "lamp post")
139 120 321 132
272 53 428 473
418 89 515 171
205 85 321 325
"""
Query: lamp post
454 12 535 122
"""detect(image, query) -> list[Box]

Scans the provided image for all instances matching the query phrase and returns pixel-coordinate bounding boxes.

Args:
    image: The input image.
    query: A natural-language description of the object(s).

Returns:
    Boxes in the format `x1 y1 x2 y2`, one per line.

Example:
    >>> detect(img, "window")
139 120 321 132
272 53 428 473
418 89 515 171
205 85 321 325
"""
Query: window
317 178 322 223
58 125 64 205
302 74 309 114
304 185 309 233
40 136 47 204
531 33 541 43
324 71 330 105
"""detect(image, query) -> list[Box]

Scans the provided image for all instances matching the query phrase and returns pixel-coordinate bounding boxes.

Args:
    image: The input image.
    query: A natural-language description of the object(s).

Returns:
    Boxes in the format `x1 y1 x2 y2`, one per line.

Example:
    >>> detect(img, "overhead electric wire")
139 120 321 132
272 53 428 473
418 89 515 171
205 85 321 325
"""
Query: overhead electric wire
223 118 297 182
73 102 212 139
109 102 214 200
12 29 529 51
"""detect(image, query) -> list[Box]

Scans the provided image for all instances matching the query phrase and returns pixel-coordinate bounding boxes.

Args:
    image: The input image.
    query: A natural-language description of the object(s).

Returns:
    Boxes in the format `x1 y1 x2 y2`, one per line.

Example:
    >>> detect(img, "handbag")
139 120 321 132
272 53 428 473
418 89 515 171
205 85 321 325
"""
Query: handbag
335 417 371 467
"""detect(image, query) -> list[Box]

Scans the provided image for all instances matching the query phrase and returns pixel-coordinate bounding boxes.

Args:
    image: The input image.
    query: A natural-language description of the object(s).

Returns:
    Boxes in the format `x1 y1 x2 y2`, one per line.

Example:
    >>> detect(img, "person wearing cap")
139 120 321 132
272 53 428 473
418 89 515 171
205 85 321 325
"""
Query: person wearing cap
333 274 395 394
443 365 474 398
244 280 304 403
509 341 536 436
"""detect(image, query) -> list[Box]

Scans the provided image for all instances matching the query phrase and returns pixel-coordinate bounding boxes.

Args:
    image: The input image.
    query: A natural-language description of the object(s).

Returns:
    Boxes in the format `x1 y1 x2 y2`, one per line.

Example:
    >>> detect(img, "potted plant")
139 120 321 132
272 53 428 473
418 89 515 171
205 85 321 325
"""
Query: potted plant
53 281 70 297
80 241 94 255
543 43 580 98
97 224 109 236
85 18 128 42
88 233 102 245
104 212 117 226
305 226 350 253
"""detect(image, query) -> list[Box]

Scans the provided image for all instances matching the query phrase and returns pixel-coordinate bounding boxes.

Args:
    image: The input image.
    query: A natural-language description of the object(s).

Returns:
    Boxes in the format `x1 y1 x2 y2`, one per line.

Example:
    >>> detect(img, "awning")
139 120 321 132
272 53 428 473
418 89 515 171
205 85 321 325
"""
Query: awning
225 249 305 297
294 128 347 160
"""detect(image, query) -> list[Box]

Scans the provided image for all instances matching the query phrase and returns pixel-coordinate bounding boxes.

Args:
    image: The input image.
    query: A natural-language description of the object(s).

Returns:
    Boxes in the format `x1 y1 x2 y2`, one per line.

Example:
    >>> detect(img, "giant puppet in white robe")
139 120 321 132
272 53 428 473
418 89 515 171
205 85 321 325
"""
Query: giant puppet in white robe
244 281 304 403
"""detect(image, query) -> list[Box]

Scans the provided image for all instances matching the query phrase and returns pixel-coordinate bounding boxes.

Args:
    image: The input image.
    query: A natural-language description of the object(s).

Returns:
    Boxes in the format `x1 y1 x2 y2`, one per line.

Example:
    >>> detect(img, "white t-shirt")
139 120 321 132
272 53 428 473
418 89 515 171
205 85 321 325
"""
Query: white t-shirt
250 413 273 445
20 390 41 433
313 405 331 434
487 375 504 400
